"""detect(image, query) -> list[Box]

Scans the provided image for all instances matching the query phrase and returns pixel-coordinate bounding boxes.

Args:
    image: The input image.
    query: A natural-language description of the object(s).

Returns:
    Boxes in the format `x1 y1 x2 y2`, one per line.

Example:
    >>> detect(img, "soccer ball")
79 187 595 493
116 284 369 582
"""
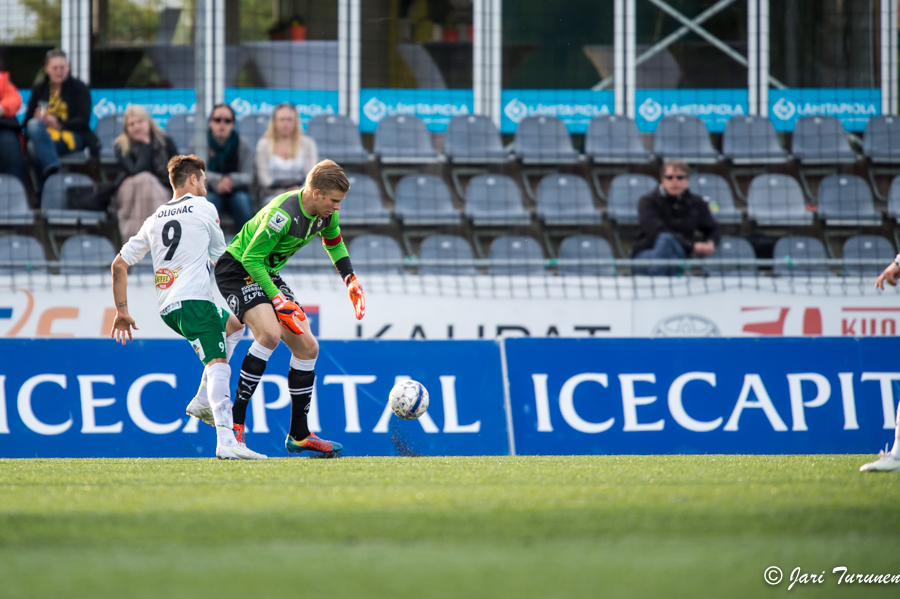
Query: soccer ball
389 380 429 420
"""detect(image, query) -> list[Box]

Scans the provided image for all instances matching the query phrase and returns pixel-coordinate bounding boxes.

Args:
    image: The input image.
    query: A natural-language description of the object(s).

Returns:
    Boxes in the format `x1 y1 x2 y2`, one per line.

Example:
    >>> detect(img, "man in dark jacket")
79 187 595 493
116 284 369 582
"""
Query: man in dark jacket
24 49 98 191
632 160 720 276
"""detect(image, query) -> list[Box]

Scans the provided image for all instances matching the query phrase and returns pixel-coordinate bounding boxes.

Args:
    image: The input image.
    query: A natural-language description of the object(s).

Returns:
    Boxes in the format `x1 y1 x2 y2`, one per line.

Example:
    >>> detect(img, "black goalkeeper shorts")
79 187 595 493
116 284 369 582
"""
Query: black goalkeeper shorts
215 252 300 323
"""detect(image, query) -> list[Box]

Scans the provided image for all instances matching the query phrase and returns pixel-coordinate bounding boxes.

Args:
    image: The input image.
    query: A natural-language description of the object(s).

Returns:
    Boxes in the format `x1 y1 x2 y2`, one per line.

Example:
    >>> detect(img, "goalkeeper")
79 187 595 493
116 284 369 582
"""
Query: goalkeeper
215 159 364 457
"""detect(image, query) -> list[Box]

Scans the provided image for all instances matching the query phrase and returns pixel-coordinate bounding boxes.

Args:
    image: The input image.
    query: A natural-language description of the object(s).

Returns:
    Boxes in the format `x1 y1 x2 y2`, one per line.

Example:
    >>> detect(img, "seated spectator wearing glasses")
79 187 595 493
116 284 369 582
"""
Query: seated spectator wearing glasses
631 160 720 276
189 104 254 229
24 49 98 191
255 103 318 197
113 105 178 239
0 63 26 184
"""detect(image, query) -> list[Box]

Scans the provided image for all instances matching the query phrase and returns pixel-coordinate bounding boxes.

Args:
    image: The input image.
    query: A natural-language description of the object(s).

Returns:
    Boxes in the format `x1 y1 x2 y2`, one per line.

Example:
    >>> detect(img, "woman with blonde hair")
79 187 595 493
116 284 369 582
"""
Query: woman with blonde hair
255 103 318 195
113 105 178 239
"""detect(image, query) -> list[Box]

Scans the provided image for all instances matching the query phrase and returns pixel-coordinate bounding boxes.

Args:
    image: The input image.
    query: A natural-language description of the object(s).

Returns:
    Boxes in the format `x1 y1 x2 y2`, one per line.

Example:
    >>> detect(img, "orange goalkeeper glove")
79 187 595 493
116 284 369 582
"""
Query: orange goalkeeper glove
344 274 365 320
271 292 306 335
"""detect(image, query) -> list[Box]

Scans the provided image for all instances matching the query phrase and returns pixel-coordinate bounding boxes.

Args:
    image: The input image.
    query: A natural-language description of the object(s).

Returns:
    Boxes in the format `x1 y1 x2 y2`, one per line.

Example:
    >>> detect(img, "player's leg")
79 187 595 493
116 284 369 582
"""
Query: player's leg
280 312 342 456
187 311 245 424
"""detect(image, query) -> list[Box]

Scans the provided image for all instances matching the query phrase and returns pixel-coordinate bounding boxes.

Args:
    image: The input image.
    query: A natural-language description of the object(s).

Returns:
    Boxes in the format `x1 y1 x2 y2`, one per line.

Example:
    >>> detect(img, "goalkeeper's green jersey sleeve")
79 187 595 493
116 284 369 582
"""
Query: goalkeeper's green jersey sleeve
225 188 351 299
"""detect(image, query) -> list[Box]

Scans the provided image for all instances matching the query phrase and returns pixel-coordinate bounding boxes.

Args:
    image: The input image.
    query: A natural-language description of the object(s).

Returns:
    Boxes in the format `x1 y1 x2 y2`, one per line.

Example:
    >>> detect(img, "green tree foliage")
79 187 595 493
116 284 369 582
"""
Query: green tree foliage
14 0 61 42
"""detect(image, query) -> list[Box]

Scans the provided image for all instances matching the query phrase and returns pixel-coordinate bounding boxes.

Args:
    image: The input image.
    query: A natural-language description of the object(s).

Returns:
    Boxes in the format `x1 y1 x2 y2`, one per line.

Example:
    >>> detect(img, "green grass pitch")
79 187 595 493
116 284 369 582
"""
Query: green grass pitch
1 455 898 598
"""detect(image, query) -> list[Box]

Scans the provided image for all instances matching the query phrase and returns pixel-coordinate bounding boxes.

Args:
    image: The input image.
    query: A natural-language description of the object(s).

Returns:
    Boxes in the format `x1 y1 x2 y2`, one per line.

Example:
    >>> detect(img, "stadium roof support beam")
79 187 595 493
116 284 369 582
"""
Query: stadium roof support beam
473 0 502 126
747 0 770 116
194 0 225 158
338 0 361 123
613 0 636 117
881 0 898 114
61 0 91 84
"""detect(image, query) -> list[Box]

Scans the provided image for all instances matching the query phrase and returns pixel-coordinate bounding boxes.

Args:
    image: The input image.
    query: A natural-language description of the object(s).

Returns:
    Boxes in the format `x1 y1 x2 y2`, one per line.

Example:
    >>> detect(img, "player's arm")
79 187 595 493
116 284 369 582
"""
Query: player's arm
112 223 151 344
322 214 365 320
875 254 900 290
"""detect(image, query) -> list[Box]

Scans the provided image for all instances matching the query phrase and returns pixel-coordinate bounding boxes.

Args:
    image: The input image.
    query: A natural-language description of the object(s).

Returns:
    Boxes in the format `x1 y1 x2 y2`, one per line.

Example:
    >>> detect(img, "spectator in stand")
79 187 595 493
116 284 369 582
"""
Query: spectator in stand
113 105 178 239
255 103 318 198
190 103 254 229
24 49 97 191
631 160 720 276
0 66 26 184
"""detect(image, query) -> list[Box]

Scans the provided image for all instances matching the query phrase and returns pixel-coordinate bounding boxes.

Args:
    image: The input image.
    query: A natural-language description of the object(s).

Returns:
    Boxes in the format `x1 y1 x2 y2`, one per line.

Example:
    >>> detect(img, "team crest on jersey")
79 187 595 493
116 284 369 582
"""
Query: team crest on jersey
268 212 289 233
155 268 180 289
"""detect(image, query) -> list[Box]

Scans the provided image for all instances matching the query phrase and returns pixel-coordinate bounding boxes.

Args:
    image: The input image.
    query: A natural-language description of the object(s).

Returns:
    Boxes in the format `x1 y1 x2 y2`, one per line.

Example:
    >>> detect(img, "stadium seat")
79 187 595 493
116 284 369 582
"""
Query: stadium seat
306 114 370 164
444 114 508 164
488 235 546 276
394 175 460 226
95 114 125 164
59 234 117 275
514 116 580 165
792 116 856 165
746 174 813 226
702 235 757 277
606 173 657 225
842 235 895 277
722 115 788 165
236 113 271 150
653 115 719 164
338 174 392 226
889 176 900 223
281 238 335 273
418 235 477 275
374 115 439 164
773 236 829 277
165 113 196 154
0 234 46 273
349 234 405 275
0 175 35 226
558 235 615 276
863 115 900 163
535 174 603 226
464 174 530 226
816 174 881 226
585 115 652 164
41 173 107 226
689 173 742 225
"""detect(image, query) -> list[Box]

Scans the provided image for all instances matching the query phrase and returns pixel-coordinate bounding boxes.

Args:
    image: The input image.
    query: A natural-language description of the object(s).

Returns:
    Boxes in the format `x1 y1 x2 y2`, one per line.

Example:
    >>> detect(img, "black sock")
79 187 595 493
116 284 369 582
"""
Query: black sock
232 353 267 426
288 368 315 440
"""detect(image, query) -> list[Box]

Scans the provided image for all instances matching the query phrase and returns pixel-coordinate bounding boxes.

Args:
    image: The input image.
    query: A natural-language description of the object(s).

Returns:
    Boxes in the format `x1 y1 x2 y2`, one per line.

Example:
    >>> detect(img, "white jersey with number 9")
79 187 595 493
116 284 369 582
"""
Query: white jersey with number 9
118 193 226 313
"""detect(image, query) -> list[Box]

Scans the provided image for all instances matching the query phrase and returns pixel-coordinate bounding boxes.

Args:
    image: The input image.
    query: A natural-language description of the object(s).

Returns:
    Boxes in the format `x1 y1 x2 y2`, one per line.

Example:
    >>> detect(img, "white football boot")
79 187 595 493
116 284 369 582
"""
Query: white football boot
860 447 900 472
216 443 268 460
186 397 215 427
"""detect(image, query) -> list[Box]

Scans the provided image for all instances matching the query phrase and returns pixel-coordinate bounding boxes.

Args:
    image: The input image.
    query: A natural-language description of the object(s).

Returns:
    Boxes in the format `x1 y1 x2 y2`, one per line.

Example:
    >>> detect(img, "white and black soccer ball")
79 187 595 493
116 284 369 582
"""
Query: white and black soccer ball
389 380 429 420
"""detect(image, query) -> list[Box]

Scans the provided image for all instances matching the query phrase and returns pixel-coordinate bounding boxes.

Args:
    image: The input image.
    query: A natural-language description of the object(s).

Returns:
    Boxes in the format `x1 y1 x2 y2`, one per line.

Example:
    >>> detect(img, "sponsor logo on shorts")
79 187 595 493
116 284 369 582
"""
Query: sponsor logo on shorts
155 268 179 289
189 337 206 361
227 294 239 314
244 275 254 285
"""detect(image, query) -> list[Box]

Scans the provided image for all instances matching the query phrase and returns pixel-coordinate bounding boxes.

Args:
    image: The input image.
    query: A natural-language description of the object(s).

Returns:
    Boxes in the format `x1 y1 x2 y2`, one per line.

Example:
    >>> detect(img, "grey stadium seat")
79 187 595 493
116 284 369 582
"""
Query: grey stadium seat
464 174 530 226
59 234 117 275
746 174 813 226
535 174 602 226
348 234 405 275
606 173 657 225
689 173 742 225
514 116 579 164
307 114 369 164
489 235 546 276
816 174 881 226
889 176 900 223
773 236 829 277
444 114 508 164
842 235 895 277
237 112 271 150
96 114 125 164
0 175 35 225
165 113 196 155
41 173 107 226
791 115 855 165
281 238 335 273
0 235 47 273
394 175 460 226
338 174 391 226
374 115 439 164
585 115 652 164
558 235 615 276
722 115 788 165
863 115 900 164
418 235 477 275
653 115 719 163
702 235 757 276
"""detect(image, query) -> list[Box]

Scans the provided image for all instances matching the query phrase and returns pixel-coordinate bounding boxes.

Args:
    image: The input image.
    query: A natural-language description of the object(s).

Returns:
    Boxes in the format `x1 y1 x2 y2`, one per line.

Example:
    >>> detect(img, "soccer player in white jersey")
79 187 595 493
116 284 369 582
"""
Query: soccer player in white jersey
861 254 900 472
109 154 266 460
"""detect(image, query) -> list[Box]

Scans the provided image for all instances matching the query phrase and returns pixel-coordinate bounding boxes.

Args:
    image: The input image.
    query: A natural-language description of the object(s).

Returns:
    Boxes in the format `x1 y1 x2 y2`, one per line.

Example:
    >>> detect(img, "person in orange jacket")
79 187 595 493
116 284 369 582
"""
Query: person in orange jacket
0 68 26 185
